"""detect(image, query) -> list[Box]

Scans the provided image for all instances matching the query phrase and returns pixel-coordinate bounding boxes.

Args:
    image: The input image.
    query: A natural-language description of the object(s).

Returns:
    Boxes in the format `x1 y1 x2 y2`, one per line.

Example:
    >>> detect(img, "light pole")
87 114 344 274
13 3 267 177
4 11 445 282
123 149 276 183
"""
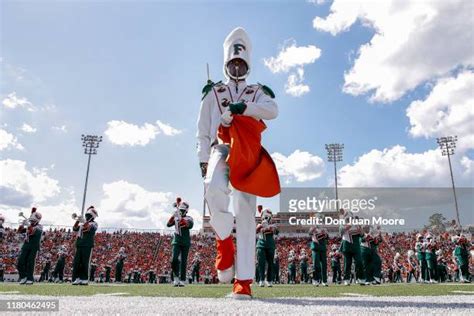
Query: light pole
325 143 344 211
81 134 102 217
437 136 461 228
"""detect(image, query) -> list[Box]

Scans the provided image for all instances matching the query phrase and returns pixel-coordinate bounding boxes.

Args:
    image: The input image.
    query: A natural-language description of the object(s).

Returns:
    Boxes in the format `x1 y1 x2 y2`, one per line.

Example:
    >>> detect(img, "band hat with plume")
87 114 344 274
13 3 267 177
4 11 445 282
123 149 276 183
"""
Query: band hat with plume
257 205 272 218
223 27 252 79
86 205 98 218
29 211 42 223
178 201 189 211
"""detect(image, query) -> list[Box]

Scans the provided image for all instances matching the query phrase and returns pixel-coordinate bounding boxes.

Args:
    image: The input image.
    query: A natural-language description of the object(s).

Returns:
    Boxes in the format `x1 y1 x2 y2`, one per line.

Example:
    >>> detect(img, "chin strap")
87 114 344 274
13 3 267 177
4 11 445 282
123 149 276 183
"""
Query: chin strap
235 65 239 93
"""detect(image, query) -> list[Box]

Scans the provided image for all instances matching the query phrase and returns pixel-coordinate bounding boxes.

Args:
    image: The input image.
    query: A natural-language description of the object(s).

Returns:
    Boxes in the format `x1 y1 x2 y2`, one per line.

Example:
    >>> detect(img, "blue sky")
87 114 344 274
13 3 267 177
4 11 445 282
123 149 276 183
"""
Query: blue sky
1 0 473 230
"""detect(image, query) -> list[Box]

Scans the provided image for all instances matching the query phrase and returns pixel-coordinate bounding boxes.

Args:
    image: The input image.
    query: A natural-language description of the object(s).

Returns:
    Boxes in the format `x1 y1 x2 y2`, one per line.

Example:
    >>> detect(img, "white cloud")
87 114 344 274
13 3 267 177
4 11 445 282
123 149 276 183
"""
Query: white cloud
264 41 321 74
0 159 60 206
98 180 202 230
52 125 67 133
407 70 474 150
338 145 473 187
155 120 182 136
20 123 37 134
264 40 321 97
0 128 24 151
2 92 35 111
105 120 182 146
285 68 310 97
272 150 325 183
460 156 473 179
313 0 474 102
307 0 326 4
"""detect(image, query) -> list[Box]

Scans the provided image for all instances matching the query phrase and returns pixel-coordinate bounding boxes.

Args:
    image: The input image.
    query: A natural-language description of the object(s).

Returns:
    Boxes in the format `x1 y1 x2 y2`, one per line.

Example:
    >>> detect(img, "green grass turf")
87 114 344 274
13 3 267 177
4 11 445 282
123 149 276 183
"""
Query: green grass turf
1 283 473 298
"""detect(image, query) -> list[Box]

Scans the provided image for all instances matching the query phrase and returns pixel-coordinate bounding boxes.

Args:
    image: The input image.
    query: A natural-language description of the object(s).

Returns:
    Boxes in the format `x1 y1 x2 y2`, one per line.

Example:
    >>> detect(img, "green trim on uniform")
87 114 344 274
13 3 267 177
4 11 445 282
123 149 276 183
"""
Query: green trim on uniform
258 83 275 98
201 80 222 100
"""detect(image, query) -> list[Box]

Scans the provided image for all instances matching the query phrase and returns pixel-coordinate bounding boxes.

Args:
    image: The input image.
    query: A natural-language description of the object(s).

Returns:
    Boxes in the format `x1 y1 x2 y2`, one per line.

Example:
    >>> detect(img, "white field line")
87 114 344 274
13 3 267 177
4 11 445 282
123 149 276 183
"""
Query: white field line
93 292 130 296
451 290 474 294
0 291 21 294
340 292 374 297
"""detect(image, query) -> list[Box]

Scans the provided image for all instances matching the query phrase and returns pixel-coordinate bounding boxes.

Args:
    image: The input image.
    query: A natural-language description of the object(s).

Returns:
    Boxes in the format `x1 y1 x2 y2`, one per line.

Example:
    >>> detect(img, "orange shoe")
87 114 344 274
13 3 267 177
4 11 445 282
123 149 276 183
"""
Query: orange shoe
215 236 235 283
232 279 252 299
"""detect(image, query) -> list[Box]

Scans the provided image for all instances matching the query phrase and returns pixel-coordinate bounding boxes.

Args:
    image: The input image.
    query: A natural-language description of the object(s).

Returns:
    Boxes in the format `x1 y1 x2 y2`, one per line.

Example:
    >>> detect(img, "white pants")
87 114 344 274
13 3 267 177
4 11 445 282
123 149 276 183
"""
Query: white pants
204 144 256 280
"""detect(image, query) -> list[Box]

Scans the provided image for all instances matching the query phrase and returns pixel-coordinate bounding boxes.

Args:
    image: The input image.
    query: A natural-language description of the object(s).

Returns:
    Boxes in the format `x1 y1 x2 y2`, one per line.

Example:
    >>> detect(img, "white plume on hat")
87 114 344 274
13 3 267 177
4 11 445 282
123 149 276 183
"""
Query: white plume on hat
223 27 252 79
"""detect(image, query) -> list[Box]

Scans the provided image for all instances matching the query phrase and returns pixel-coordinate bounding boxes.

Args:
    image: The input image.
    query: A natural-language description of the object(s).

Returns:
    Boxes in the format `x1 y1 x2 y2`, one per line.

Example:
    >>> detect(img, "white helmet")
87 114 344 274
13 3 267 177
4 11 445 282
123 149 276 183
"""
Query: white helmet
86 206 98 219
29 211 42 224
260 208 272 222
178 201 189 215
223 27 252 80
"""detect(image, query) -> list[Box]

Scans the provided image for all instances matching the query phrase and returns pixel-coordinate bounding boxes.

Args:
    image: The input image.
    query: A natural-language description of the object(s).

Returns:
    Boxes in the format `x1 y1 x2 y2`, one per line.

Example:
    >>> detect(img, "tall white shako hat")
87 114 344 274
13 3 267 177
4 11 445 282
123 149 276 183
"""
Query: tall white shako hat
223 27 252 80
29 209 42 224
257 205 272 221
86 206 98 219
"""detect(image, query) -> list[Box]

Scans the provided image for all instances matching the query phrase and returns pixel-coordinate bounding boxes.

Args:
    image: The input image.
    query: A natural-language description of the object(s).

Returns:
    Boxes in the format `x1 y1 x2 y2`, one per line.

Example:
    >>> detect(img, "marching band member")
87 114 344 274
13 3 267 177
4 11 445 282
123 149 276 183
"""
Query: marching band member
166 199 194 287
40 253 52 282
406 249 418 283
52 245 67 283
425 233 438 283
105 262 112 282
256 206 278 287
132 266 141 283
0 215 5 282
72 206 98 285
17 207 43 285
309 217 329 286
0 213 5 241
415 233 428 283
393 252 403 283
273 251 280 284
436 250 448 282
0 259 4 282
454 234 471 283
114 246 127 283
287 249 297 284
191 253 201 284
360 225 375 284
361 225 383 285
299 249 309 284
329 244 342 284
197 27 279 299
147 267 156 284
89 259 97 282
339 210 367 286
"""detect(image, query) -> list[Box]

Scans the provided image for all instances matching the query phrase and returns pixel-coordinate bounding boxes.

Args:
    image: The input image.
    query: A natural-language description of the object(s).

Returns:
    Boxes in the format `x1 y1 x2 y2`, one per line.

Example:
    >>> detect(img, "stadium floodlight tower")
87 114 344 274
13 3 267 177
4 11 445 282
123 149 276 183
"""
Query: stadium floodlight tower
325 143 344 211
80 134 103 217
437 135 461 228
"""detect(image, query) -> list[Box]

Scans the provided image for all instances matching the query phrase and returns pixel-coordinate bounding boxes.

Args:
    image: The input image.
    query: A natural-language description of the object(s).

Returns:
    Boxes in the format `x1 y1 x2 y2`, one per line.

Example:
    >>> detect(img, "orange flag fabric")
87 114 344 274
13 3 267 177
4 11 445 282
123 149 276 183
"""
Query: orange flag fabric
217 116 280 197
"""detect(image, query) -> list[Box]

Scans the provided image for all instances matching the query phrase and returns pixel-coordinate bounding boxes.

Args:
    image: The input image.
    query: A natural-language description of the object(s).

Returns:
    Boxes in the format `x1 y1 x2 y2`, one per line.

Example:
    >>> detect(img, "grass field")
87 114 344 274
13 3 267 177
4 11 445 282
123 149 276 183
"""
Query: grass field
1 282 473 298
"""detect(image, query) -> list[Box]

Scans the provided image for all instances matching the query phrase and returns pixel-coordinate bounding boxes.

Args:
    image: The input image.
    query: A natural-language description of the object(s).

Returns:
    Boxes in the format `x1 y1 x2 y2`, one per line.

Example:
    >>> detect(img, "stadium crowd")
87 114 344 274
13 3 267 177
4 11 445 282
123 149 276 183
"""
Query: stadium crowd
1 225 472 284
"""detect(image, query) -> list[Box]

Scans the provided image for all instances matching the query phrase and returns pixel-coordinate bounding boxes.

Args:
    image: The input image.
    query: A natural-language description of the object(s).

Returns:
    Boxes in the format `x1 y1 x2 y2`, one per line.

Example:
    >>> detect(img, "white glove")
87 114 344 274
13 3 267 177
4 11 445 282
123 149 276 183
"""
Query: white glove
77 215 85 223
220 110 233 127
